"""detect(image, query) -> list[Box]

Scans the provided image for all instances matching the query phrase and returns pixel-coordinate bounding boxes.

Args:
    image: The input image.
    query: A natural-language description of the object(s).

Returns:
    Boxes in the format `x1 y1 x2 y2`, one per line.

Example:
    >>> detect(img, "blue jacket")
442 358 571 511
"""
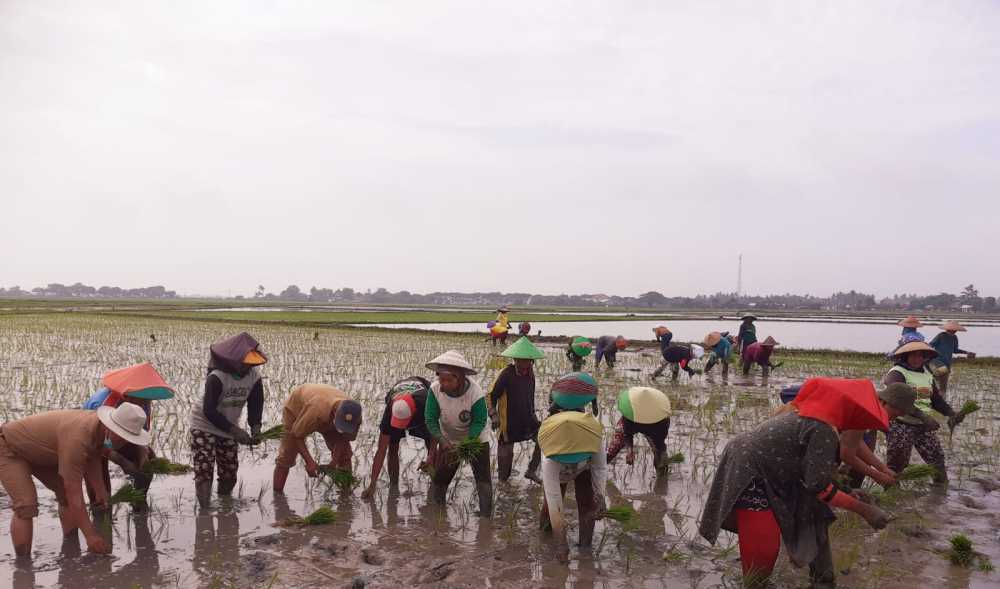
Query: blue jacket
712 337 732 359
929 331 967 367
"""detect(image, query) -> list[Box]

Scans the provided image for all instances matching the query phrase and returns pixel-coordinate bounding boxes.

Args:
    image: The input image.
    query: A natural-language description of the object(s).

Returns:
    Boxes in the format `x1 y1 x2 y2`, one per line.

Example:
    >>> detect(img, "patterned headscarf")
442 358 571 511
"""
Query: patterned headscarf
550 372 598 410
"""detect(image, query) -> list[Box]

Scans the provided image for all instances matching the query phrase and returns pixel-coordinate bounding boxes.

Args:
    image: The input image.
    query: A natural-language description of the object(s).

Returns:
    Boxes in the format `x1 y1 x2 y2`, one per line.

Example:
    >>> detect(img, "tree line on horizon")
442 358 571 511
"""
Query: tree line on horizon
2 282 994 313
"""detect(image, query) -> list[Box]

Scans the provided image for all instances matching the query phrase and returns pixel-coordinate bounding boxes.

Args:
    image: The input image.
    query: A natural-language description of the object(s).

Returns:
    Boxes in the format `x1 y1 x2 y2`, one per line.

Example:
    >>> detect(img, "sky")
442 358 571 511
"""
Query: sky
2 1 999 298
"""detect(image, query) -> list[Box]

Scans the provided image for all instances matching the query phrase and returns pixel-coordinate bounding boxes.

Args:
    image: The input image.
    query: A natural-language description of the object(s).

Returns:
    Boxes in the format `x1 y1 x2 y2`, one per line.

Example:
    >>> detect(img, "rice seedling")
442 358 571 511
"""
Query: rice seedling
451 438 488 464
281 506 337 527
257 424 284 441
947 534 974 566
897 464 938 482
143 457 192 475
110 484 148 506
320 467 360 491
602 505 637 524
959 400 981 416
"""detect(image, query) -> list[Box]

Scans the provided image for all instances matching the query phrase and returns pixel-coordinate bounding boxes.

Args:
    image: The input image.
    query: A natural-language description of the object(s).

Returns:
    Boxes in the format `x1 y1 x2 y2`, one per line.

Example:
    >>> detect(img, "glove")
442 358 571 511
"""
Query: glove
922 418 941 433
855 501 890 530
229 427 254 445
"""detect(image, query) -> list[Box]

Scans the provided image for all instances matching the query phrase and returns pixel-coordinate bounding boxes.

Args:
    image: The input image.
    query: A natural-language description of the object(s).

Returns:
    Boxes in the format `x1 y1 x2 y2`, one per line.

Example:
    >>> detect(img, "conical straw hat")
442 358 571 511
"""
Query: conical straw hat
898 316 923 328
500 337 546 360
940 320 967 332
703 332 722 347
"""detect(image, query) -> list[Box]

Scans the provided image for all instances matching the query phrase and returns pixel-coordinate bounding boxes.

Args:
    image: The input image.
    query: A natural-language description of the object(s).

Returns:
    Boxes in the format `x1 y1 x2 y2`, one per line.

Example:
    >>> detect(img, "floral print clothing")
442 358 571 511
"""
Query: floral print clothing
191 429 239 484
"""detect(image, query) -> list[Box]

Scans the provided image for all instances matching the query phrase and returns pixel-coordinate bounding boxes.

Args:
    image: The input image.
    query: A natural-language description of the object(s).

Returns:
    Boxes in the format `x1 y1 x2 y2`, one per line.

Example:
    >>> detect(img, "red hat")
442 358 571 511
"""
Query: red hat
791 378 889 432
390 393 417 429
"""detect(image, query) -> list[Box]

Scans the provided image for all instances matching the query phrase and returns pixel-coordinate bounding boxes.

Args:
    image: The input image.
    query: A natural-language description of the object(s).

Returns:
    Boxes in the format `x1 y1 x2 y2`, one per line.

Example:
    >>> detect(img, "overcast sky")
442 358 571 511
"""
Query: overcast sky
2 1 998 298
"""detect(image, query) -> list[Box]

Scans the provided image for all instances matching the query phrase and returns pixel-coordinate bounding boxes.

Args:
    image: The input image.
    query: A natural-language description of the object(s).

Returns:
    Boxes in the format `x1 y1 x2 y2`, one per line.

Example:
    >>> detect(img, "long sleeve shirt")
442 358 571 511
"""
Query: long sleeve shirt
203 374 264 432
424 379 489 443
928 332 969 367
541 442 608 540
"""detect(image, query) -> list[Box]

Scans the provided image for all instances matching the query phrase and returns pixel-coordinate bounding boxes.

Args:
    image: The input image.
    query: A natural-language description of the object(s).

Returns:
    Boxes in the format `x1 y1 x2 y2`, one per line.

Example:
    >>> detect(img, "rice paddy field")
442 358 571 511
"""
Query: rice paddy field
1 313 999 588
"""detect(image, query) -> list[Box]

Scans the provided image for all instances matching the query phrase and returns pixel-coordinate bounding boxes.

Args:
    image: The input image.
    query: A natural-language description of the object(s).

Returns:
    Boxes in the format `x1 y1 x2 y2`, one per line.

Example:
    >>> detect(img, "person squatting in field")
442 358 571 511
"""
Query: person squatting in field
700 378 897 588
424 350 493 516
489 337 546 484
272 383 363 492
189 332 267 508
362 376 434 499
606 386 672 470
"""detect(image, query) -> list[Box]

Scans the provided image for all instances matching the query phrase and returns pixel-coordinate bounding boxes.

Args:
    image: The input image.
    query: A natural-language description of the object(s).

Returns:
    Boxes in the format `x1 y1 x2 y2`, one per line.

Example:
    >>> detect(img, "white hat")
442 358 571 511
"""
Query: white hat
97 403 151 446
690 344 705 359
426 350 478 375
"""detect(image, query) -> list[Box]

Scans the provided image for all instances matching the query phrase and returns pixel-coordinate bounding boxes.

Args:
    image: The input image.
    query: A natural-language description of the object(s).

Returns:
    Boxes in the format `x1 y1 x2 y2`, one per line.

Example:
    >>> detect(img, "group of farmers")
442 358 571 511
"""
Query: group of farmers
0 315 980 588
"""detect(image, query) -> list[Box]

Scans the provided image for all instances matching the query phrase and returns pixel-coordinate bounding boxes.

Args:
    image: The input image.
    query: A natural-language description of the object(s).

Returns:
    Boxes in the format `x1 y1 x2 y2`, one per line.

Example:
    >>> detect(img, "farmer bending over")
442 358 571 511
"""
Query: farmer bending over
606 386 672 470
362 377 434 499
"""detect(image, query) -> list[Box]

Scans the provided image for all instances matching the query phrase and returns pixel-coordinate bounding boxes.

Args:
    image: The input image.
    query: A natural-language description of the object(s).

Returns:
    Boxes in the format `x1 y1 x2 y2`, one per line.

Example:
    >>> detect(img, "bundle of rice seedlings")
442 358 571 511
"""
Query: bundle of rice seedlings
603 505 637 524
142 457 191 475
452 438 488 464
948 534 974 566
959 400 981 416
897 464 938 481
282 506 337 527
110 484 147 506
666 452 685 464
320 468 360 491
257 424 284 441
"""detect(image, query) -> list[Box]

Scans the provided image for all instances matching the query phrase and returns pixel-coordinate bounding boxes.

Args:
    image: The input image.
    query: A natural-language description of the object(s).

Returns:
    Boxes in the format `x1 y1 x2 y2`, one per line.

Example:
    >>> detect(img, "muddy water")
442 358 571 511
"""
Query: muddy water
356 320 1000 357
1 318 999 588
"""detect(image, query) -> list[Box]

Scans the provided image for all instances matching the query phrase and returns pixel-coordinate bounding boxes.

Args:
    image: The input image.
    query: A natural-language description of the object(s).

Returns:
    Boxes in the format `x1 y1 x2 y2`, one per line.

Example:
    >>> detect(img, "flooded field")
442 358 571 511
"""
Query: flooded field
1 314 998 588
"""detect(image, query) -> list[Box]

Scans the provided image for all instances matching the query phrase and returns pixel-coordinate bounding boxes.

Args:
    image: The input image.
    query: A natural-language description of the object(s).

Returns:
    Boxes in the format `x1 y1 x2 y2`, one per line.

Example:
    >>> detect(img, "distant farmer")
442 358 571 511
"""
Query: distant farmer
742 336 780 378
82 362 175 498
653 325 672 346
518 321 532 337
189 332 267 507
702 331 733 379
652 343 704 380
424 350 493 516
362 377 434 499
700 378 894 588
882 341 962 483
565 336 592 371
736 315 757 354
928 320 975 395
547 371 600 417
607 386 672 469
272 383 363 493
896 316 926 347
0 403 151 557
538 406 607 563
594 335 627 369
489 338 546 484
490 307 511 347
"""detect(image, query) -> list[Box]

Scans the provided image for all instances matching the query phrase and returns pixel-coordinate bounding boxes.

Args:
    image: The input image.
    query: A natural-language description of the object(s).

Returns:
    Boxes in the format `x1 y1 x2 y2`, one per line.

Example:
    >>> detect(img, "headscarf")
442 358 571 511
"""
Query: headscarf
208 332 266 374
550 372 598 410
790 378 889 432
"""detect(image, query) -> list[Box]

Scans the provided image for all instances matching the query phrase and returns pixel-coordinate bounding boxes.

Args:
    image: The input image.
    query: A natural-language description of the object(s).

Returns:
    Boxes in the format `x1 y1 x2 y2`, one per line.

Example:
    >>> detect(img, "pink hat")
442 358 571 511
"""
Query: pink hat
390 393 417 429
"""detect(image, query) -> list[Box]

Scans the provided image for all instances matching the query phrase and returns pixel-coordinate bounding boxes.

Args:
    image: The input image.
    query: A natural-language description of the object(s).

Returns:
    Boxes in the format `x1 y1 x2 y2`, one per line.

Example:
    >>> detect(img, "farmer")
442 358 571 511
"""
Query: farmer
736 315 757 355
741 336 780 378
490 307 511 346
189 332 266 507
362 377 434 499
653 325 673 346
547 371 600 417
81 362 175 497
273 383 363 493
424 350 493 516
882 341 962 483
518 320 532 337
699 378 895 588
651 343 704 380
489 337 546 484
606 386 672 469
594 335 627 369
538 392 607 563
896 315 926 346
928 320 976 395
0 403 151 557
703 331 733 379
565 336 592 371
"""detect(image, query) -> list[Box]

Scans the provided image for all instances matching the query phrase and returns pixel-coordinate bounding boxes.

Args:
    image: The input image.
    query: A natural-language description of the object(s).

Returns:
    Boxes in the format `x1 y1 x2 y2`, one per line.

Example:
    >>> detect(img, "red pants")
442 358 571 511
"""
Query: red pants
736 509 781 580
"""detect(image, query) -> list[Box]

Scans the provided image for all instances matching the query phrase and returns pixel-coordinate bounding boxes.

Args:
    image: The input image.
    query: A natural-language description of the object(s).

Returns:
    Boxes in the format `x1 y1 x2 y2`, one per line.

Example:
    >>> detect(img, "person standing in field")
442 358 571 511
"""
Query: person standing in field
81 362 175 498
651 343 704 380
896 315 926 346
741 336 780 379
702 331 733 379
362 377 434 499
606 386 672 469
424 350 493 516
565 336 592 371
189 332 267 508
0 403 152 557
594 335 627 368
537 387 607 563
882 341 963 483
699 378 895 588
489 337 546 484
518 320 532 337
490 307 511 346
546 371 600 417
928 320 975 395
272 383 363 493
736 315 757 356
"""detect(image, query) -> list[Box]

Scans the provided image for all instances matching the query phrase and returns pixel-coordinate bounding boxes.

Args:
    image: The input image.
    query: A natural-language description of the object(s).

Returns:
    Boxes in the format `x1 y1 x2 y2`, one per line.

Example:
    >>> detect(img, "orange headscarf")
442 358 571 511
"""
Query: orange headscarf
791 378 889 432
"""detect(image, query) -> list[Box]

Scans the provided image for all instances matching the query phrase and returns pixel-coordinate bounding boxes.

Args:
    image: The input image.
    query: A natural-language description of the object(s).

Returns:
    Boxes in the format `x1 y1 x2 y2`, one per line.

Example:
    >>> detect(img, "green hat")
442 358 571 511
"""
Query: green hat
617 386 671 424
570 336 593 357
878 383 921 424
500 337 545 360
